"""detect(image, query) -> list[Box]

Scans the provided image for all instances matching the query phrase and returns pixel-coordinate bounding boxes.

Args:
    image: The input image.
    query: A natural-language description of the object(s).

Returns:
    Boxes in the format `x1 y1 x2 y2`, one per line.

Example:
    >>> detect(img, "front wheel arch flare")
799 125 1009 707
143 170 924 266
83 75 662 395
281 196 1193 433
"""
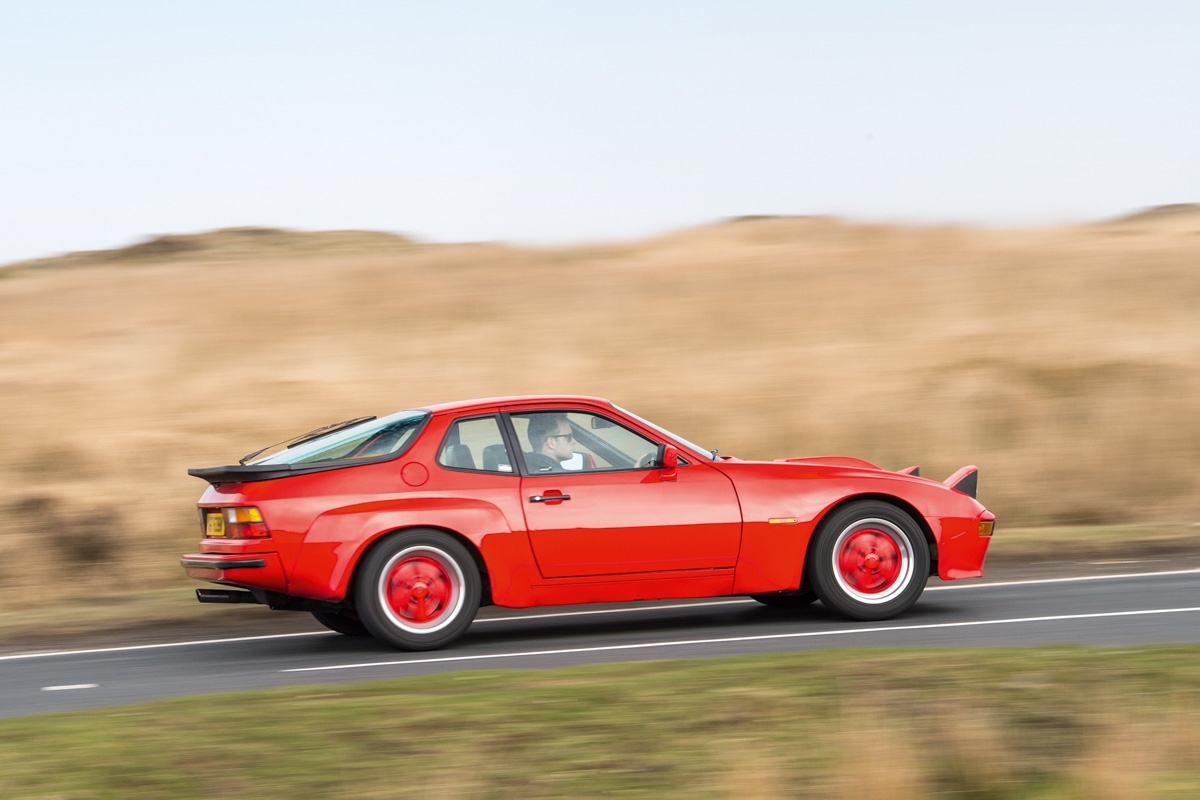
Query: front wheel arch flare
805 493 937 575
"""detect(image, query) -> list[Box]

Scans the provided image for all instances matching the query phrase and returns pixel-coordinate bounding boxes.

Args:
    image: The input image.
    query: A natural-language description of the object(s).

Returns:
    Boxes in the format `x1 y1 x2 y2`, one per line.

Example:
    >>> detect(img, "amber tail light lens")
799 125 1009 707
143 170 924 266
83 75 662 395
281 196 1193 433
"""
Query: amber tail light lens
203 507 270 539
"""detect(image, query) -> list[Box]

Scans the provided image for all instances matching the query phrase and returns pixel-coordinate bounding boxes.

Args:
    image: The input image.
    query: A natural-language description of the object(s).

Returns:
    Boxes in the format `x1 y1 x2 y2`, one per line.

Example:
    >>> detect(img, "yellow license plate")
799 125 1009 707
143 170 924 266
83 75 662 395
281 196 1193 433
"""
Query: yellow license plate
206 512 226 537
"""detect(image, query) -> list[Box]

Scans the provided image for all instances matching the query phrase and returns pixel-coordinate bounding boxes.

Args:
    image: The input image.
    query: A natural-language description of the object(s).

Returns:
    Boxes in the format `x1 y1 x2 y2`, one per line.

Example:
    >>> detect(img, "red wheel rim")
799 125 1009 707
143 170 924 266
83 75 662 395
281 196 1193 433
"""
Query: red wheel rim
836 527 904 596
380 548 462 631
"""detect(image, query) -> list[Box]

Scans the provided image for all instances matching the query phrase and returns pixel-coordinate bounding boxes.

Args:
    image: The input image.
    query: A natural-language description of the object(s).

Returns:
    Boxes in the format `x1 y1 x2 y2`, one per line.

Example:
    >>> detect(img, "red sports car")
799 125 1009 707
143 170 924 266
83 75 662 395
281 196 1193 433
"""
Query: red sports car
183 396 994 650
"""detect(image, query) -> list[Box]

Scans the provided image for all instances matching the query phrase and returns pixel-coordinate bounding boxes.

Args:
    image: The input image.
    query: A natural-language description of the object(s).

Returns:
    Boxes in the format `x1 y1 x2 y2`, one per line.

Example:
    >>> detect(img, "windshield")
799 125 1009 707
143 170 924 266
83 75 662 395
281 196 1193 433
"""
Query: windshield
614 405 715 461
252 409 429 465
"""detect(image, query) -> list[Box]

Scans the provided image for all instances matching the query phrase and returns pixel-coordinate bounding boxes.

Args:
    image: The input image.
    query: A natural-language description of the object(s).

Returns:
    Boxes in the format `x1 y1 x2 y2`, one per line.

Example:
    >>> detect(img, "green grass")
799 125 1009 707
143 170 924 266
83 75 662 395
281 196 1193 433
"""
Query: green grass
3 647 1200 798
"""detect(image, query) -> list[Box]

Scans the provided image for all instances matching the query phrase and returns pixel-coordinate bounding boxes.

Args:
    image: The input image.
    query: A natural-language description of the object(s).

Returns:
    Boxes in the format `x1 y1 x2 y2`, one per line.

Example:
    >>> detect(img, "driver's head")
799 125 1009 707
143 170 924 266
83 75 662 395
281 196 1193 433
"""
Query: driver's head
527 414 575 461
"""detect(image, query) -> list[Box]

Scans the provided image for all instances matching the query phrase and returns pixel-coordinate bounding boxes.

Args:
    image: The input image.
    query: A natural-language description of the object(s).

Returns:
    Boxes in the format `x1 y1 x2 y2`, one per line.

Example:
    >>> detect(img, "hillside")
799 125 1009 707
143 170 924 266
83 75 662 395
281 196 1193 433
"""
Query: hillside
4 226 415 272
1 211 1198 606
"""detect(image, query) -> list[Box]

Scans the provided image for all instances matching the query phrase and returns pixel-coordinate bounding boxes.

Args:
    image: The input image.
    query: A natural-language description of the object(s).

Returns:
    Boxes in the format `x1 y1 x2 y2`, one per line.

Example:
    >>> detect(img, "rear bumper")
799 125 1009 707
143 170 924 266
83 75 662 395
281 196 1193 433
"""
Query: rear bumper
180 555 267 570
180 551 288 592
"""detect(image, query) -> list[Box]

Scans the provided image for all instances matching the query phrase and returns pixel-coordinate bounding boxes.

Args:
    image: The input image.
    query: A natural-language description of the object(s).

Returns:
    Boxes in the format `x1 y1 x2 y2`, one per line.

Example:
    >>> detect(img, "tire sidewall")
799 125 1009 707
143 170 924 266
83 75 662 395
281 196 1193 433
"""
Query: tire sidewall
355 529 481 651
809 501 930 621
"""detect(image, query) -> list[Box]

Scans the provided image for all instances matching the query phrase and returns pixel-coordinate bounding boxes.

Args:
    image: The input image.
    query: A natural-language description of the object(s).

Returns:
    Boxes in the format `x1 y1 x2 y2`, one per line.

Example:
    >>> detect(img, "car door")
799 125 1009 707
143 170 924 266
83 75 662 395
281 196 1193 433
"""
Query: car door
508 409 742 578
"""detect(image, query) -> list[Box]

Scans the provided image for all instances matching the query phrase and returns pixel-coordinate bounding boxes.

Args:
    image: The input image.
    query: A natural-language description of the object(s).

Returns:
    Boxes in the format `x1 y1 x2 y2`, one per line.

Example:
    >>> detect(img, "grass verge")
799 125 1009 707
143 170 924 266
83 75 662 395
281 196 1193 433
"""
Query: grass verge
985 521 1200 564
3 647 1200 798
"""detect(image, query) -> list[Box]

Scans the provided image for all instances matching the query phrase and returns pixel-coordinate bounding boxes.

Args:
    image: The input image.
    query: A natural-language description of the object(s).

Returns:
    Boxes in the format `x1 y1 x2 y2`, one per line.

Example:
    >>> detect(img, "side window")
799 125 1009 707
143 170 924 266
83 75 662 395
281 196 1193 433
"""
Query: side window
511 411 661 473
437 416 514 474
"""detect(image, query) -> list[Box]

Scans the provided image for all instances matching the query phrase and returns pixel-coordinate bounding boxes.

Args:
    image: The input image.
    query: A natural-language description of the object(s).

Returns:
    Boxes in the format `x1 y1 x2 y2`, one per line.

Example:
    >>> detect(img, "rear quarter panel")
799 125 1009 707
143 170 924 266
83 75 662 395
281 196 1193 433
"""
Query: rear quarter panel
198 410 536 604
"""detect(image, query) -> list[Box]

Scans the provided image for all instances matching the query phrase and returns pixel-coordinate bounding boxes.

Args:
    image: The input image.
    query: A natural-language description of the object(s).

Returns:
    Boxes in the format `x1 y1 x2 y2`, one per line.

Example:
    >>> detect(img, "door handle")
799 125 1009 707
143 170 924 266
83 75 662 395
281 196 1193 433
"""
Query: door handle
529 494 571 503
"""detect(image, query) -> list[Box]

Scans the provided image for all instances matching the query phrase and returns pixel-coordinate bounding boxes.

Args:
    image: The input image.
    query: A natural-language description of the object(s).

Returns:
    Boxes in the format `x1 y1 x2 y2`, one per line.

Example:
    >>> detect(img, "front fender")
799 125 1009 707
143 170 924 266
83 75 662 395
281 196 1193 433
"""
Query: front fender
722 462 991 593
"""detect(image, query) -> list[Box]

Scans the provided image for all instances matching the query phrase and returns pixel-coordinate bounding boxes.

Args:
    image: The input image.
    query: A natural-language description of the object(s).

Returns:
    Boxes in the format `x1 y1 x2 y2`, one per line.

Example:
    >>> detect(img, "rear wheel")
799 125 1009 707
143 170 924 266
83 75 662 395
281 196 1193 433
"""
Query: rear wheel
809 501 929 621
311 611 370 637
750 588 817 609
355 529 481 651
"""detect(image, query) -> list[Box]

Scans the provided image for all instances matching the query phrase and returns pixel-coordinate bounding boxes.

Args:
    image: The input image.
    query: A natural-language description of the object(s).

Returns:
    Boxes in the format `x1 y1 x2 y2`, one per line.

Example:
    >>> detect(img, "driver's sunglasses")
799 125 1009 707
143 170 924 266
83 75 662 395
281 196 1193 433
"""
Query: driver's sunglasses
549 432 575 441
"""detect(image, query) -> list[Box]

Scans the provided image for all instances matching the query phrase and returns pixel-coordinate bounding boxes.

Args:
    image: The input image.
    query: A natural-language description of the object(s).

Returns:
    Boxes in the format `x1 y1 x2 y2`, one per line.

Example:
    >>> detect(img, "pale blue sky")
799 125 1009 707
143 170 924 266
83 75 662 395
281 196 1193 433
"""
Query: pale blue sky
2 1 1197 264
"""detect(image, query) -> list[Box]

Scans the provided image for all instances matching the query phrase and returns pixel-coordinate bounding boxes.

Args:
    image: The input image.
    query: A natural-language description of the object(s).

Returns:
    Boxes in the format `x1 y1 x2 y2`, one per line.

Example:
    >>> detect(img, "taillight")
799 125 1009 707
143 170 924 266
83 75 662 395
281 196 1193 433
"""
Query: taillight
203 506 270 539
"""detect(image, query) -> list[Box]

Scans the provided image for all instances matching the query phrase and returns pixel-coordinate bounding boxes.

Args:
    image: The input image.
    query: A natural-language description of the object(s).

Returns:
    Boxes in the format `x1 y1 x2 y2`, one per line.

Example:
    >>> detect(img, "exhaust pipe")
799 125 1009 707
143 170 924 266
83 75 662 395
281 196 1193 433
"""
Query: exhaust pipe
196 588 260 605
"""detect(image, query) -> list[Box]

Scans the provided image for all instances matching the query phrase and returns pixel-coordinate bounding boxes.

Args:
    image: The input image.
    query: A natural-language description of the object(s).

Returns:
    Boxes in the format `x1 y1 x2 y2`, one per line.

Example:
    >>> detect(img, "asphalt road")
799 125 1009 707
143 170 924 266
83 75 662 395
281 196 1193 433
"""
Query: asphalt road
4 568 1200 719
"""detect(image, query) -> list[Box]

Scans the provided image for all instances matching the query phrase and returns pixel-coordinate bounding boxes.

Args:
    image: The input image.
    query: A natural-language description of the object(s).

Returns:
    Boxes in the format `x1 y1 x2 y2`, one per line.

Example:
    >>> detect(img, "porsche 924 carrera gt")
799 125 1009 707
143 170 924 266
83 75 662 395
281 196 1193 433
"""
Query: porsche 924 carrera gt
183 396 994 650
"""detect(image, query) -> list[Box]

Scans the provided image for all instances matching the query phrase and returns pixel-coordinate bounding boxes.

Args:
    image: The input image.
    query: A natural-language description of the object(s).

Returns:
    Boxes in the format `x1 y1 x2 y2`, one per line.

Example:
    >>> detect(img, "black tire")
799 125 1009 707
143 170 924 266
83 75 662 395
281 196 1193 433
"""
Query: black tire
750 588 818 609
808 500 930 621
311 611 371 637
355 529 481 651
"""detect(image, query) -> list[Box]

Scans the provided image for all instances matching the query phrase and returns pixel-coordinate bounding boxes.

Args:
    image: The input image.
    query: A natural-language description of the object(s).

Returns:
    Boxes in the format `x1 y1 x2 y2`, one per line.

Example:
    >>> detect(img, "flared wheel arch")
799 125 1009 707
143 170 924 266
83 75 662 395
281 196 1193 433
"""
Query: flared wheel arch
804 494 937 578
346 525 492 609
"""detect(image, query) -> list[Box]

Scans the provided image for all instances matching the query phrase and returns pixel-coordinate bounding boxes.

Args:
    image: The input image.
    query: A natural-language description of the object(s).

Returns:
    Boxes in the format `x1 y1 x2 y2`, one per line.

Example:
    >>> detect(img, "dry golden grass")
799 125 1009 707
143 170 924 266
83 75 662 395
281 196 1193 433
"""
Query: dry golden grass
1 214 1198 609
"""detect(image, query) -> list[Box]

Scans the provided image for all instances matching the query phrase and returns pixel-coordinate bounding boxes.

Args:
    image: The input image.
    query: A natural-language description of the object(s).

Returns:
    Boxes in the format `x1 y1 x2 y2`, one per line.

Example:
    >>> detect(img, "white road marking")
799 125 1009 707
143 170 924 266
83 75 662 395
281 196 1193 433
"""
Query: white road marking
928 568 1200 592
0 631 332 663
477 568 1200 621
284 605 1200 674
40 683 98 691
2 568 1198 663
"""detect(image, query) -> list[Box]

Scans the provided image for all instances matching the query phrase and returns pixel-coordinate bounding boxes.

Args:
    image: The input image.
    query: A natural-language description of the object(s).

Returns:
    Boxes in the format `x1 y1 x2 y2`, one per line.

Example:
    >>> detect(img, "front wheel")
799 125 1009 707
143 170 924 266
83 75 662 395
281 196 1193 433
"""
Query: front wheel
355 529 481 651
808 501 930 621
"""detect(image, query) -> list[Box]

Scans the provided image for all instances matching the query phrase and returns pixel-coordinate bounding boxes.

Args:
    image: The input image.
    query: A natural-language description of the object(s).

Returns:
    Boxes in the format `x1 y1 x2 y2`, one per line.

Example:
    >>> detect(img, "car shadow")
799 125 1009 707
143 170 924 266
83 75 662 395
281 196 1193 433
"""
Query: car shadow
271 596 965 659
459 596 963 648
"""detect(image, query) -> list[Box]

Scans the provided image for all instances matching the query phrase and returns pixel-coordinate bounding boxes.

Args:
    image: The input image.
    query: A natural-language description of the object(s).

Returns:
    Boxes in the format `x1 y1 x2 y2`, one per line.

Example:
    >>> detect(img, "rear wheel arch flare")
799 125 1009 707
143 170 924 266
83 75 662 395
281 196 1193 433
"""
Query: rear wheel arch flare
350 524 490 606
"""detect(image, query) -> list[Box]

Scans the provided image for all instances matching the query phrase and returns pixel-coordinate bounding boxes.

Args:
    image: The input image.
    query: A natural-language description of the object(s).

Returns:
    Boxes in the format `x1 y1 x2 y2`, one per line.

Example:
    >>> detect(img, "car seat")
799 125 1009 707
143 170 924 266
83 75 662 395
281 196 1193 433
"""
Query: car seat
442 443 475 470
481 444 511 472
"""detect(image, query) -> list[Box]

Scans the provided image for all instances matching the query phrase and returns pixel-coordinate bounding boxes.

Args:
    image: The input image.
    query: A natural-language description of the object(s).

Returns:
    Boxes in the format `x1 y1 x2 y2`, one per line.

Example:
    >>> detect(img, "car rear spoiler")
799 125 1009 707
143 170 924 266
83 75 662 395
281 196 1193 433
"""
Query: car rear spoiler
188 462 347 485
943 465 979 498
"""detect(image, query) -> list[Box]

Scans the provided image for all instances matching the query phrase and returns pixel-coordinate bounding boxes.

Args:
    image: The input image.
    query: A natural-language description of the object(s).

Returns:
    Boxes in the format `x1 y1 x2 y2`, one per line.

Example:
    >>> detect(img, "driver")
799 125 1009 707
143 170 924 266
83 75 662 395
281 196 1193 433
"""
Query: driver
524 414 575 473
